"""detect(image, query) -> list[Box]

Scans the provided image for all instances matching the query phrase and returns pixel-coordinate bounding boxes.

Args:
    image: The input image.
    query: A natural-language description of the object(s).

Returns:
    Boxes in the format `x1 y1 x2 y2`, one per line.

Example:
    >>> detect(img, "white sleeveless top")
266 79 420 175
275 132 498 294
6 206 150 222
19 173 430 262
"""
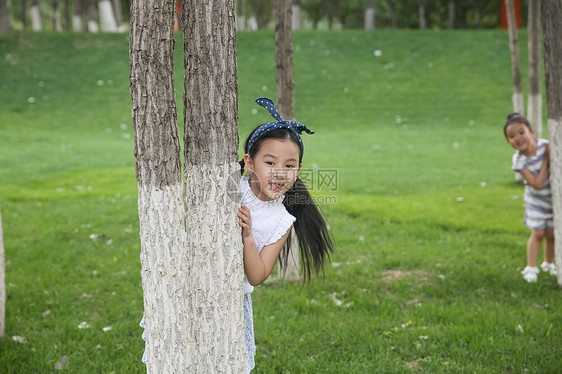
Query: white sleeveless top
241 176 296 294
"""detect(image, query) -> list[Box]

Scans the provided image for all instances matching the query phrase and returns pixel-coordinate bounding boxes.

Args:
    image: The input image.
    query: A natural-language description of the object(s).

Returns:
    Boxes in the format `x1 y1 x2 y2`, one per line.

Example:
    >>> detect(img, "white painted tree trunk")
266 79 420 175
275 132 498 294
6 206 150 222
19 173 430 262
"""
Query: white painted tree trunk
31 3 42 31
87 0 98 33
447 0 455 29
292 1 302 30
541 0 562 287
236 0 245 30
505 0 524 115
182 164 245 371
364 0 375 30
98 0 117 32
0 207 5 340
181 0 245 371
527 0 542 138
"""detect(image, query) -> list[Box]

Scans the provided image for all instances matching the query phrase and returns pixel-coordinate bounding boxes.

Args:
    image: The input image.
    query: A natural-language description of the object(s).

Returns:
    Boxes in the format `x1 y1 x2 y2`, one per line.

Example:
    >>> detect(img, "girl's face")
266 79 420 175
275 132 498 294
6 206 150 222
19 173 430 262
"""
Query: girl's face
244 138 301 201
505 122 536 155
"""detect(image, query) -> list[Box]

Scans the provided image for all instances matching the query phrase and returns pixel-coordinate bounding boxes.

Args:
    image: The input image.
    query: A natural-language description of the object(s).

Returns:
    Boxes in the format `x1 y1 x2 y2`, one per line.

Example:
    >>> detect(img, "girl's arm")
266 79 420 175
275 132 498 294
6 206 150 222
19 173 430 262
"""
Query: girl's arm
519 144 550 189
238 205 291 286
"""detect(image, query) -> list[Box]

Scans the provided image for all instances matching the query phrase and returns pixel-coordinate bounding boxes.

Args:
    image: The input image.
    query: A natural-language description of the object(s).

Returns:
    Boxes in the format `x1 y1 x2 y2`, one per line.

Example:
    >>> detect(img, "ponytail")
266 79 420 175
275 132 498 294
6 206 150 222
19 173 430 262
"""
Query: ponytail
281 177 334 283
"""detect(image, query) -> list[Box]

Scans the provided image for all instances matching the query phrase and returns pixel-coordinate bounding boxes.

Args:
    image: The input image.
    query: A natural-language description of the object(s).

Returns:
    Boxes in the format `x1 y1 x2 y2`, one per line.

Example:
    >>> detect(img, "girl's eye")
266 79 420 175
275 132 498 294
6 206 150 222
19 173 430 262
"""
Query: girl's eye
266 161 274 166
286 164 295 168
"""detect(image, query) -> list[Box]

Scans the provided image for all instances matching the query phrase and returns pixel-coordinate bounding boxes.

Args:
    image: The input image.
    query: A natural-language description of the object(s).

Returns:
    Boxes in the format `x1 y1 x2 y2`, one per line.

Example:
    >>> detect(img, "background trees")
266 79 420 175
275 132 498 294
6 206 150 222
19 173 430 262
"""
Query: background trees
2 0 521 31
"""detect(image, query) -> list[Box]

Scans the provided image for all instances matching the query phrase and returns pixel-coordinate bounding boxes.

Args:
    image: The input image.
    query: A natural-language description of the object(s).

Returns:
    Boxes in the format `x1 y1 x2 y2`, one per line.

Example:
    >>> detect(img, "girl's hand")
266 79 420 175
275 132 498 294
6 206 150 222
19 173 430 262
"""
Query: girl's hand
238 205 252 238
545 143 550 163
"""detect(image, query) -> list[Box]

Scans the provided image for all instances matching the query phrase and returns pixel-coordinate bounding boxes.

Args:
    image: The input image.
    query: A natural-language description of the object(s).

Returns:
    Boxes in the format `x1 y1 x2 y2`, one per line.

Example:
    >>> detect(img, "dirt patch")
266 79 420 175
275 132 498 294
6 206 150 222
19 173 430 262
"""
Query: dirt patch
382 270 430 285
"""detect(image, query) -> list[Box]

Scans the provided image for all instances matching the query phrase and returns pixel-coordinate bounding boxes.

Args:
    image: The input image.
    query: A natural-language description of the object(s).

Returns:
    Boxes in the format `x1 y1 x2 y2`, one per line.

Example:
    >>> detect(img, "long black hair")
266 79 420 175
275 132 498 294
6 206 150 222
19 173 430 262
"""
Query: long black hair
240 126 334 282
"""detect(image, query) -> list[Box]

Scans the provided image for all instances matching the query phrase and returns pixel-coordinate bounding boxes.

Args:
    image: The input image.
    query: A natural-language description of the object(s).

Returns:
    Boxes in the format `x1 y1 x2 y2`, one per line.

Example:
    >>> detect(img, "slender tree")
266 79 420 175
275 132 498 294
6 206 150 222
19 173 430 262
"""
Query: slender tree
87 0 98 32
0 0 12 30
73 0 84 31
387 0 398 28
237 0 245 30
364 0 375 30
63 0 71 30
418 0 429 29
447 0 455 29
505 0 524 114
52 0 62 31
31 0 42 31
292 0 302 29
541 0 562 286
22 0 29 30
99 0 118 31
527 0 542 138
273 0 300 281
111 0 123 29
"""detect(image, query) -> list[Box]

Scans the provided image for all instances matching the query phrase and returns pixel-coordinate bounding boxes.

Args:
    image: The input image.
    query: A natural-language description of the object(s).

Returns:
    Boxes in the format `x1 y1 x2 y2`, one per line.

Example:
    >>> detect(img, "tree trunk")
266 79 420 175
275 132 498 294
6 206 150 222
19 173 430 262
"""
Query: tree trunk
292 0 302 30
0 207 5 340
22 0 29 30
0 0 12 30
98 0 117 31
541 0 562 286
31 0 42 31
181 0 245 371
389 0 397 29
63 0 71 31
111 0 123 29
447 0 455 29
52 0 62 31
73 0 83 31
273 0 299 281
527 0 542 138
505 0 524 114
418 0 427 30
364 0 375 30
87 0 98 32
237 0 245 30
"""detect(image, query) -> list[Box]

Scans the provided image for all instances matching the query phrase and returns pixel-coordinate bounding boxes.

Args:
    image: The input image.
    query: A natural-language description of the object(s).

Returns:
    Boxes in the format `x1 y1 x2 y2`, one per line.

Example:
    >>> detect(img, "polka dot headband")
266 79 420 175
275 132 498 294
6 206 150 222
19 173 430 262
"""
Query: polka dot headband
247 97 315 155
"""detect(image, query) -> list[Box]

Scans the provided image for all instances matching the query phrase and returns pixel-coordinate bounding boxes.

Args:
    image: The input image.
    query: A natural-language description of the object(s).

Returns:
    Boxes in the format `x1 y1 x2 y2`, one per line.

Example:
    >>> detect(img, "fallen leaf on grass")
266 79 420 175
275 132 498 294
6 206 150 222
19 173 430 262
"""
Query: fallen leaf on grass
55 356 69 370
12 336 26 343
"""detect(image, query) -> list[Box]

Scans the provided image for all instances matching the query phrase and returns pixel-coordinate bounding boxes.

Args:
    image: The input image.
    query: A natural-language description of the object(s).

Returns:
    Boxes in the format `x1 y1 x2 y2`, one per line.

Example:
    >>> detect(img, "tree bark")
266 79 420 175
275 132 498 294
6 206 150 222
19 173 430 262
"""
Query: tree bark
98 0 117 31
527 0 542 138
0 207 5 340
130 0 186 371
181 0 245 371
31 0 42 31
541 0 562 286
364 0 375 30
0 0 12 30
292 0 302 30
505 0 524 114
273 0 300 281
447 0 455 29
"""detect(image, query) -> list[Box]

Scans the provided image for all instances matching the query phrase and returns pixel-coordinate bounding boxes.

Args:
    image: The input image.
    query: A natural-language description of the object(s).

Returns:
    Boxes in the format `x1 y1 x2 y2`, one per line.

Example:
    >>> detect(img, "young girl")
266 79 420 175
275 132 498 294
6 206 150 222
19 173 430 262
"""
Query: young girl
237 97 334 372
504 113 555 283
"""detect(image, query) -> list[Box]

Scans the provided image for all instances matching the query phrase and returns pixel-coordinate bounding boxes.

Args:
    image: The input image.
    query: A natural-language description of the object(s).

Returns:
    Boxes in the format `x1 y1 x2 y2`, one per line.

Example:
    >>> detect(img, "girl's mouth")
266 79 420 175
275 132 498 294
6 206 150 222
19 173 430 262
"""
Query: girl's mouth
269 182 284 192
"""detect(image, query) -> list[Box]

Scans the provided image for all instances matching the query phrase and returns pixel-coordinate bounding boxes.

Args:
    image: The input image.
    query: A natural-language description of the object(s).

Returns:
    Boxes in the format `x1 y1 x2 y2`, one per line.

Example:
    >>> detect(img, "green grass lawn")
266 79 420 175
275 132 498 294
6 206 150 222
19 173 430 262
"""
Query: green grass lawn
0 29 561 373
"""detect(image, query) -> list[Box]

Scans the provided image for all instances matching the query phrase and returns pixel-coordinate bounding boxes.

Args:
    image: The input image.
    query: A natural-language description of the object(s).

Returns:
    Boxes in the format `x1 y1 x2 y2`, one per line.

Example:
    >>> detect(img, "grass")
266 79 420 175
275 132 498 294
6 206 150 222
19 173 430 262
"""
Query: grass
0 28 561 373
